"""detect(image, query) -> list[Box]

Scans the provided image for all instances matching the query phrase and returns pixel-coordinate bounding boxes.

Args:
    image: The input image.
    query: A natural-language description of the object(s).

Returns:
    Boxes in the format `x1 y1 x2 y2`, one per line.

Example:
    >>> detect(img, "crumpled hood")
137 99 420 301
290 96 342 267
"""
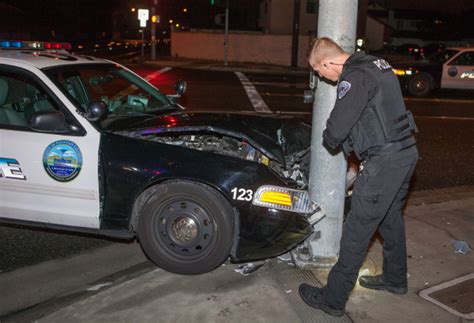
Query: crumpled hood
109 111 311 164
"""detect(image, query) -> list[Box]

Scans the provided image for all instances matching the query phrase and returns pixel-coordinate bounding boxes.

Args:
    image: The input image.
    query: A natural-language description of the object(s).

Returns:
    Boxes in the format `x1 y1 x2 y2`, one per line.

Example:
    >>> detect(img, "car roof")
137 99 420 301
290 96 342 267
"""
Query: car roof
0 49 111 69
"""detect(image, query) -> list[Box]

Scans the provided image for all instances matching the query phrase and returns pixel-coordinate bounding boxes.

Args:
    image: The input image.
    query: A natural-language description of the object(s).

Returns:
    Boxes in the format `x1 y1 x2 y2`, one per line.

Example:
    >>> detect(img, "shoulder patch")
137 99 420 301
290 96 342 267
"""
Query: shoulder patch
337 80 351 99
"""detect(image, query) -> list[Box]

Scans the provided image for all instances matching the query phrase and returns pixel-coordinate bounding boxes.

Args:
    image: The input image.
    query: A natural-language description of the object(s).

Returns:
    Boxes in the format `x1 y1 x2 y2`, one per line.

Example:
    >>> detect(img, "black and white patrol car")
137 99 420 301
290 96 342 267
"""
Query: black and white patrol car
392 47 474 97
0 40 316 274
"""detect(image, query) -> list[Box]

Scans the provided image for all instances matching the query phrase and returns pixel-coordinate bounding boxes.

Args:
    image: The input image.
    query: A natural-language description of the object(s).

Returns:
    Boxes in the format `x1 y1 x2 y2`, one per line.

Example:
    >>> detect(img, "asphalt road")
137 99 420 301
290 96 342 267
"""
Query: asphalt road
1 66 473 273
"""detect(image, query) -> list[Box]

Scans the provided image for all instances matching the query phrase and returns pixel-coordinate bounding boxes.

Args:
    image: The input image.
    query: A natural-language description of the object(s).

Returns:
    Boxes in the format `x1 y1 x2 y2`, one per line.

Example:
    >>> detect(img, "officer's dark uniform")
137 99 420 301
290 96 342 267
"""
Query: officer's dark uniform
322 51 418 310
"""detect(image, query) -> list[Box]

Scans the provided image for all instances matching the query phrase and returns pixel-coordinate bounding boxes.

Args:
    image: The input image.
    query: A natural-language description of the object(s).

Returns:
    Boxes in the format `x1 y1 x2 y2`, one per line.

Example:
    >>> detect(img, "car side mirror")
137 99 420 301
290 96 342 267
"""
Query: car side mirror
85 101 108 122
175 80 187 97
167 80 187 104
29 110 68 133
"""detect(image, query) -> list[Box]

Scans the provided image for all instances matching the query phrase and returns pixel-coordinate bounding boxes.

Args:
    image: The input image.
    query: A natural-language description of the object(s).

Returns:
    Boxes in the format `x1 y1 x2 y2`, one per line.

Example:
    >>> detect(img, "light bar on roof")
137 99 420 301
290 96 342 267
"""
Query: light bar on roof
24 41 44 49
0 40 71 51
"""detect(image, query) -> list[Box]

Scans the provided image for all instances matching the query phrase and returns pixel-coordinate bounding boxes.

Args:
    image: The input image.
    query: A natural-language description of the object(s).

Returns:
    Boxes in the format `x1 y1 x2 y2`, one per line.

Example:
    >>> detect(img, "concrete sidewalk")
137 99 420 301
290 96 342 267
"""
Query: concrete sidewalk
2 187 472 322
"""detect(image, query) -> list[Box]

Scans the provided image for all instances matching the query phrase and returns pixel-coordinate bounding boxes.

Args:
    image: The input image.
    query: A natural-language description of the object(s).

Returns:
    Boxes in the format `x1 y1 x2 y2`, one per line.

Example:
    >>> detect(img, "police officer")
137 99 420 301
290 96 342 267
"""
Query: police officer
298 37 418 317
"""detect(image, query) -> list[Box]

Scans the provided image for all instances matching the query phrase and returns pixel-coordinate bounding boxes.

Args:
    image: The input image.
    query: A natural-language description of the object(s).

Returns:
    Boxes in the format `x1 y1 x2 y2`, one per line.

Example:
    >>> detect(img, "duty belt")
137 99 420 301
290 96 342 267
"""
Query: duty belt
360 136 416 160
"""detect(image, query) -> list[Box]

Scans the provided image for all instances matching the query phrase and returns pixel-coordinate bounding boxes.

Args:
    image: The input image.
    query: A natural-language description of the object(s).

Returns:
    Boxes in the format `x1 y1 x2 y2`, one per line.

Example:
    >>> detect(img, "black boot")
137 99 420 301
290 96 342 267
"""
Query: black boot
298 284 345 317
358 274 407 294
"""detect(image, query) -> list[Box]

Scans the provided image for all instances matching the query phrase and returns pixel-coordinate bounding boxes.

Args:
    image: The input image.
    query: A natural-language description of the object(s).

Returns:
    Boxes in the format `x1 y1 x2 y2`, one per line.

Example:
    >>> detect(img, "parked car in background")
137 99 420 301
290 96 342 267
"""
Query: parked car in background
392 47 474 96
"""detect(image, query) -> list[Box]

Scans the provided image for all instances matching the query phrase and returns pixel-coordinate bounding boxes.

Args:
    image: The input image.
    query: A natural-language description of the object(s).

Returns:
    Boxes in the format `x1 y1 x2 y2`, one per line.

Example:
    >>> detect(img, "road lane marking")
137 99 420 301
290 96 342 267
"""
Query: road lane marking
262 92 304 97
243 111 474 120
251 81 307 88
404 97 474 104
145 67 172 81
414 115 474 121
113 67 173 99
235 72 272 113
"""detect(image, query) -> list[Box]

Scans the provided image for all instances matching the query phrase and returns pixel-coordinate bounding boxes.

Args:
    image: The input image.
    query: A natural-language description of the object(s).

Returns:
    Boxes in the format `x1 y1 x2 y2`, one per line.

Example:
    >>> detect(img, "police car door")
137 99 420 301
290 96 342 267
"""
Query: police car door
442 50 474 90
0 63 101 229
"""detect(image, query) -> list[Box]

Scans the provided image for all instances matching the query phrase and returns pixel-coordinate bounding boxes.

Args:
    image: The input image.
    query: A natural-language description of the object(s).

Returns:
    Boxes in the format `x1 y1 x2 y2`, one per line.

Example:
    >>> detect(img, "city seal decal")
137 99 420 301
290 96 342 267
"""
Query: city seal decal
337 80 351 99
43 140 83 182
448 66 458 77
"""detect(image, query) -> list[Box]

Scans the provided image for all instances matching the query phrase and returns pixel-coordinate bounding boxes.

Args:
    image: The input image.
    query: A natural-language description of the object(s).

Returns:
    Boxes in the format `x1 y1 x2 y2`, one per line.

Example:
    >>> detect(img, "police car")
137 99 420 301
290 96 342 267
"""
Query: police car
0 40 317 274
392 47 474 97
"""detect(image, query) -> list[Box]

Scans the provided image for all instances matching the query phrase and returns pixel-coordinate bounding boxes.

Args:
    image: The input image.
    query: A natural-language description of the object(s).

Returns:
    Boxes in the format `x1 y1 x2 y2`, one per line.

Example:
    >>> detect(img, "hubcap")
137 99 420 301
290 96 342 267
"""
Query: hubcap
157 199 215 257
171 216 198 242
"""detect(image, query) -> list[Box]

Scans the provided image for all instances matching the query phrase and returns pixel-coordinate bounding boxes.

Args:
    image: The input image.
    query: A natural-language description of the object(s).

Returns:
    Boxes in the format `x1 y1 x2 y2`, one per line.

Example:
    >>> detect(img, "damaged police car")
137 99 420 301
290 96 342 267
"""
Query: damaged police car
0 41 316 274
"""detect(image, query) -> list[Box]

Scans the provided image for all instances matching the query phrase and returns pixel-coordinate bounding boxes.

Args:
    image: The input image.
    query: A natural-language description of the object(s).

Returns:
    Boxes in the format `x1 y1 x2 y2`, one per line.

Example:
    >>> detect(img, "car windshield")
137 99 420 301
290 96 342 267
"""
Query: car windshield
44 63 176 124
425 49 459 64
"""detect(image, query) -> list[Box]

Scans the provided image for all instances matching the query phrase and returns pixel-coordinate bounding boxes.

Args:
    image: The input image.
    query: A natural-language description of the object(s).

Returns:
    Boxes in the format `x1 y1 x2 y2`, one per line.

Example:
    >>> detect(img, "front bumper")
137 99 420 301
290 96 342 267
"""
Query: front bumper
230 204 312 262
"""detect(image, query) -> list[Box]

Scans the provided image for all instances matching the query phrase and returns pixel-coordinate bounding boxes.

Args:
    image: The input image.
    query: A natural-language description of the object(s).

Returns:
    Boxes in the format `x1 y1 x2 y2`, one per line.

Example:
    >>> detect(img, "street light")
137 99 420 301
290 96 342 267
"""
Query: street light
137 9 149 57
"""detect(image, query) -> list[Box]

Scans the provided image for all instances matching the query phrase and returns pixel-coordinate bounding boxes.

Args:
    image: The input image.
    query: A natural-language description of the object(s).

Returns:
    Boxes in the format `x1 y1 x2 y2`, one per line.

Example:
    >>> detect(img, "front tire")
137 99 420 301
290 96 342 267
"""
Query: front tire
138 181 234 275
407 73 433 97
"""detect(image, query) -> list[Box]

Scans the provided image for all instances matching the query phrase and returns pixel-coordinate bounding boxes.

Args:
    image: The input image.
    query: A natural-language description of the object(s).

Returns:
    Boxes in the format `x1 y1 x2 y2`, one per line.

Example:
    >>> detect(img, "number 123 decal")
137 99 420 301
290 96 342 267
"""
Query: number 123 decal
231 187 253 201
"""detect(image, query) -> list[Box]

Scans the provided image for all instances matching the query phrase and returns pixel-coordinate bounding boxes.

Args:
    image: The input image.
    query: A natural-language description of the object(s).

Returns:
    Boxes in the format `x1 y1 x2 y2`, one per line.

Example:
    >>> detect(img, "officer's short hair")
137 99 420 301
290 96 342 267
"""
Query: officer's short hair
308 37 347 64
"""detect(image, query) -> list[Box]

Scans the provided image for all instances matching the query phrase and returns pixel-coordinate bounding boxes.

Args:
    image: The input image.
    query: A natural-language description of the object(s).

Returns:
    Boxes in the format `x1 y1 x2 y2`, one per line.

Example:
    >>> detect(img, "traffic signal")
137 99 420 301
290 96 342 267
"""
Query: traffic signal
210 0 215 5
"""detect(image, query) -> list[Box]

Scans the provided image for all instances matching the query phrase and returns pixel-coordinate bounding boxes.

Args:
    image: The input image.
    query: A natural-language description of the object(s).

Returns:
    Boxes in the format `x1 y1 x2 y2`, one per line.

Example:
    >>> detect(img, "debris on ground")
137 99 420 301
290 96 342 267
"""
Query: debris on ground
233 261 266 276
277 253 295 266
452 240 472 255
86 282 112 291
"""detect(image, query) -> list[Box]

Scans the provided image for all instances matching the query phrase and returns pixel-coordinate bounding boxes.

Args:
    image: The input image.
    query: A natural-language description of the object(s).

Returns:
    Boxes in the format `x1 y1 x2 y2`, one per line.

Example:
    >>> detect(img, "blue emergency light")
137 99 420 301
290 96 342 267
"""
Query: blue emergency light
0 41 24 48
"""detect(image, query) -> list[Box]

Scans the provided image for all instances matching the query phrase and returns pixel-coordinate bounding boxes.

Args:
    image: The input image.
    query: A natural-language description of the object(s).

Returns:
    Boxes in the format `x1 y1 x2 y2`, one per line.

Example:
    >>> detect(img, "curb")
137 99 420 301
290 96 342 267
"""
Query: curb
0 243 147 317
141 59 309 76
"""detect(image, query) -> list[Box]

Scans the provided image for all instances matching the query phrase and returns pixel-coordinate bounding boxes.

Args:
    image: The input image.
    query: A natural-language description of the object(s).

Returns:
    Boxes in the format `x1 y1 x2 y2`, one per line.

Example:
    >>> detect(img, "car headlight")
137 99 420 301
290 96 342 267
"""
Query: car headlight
393 69 413 76
252 185 318 214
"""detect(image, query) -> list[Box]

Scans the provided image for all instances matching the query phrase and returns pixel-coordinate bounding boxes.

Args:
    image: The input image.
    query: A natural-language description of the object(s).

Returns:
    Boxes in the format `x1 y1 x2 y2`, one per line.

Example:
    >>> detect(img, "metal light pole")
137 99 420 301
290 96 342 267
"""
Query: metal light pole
294 0 358 267
151 0 157 60
224 0 229 66
141 29 145 57
291 0 301 68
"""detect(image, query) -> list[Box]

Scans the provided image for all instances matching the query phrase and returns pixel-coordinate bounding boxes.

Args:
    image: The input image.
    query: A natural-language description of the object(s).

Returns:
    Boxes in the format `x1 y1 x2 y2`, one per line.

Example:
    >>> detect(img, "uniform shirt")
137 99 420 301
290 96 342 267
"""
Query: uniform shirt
323 52 377 150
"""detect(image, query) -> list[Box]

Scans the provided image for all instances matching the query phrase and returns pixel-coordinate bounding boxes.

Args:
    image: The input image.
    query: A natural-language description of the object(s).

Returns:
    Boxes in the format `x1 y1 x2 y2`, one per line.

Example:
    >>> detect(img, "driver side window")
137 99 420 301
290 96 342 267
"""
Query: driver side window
0 66 84 135
451 52 474 66
0 67 57 129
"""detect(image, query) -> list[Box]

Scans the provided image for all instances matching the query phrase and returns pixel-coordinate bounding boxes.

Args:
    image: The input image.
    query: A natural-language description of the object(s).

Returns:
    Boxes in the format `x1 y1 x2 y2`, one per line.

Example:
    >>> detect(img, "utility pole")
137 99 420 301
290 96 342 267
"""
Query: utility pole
293 0 358 267
224 0 229 66
151 0 158 60
291 0 301 68
141 29 145 57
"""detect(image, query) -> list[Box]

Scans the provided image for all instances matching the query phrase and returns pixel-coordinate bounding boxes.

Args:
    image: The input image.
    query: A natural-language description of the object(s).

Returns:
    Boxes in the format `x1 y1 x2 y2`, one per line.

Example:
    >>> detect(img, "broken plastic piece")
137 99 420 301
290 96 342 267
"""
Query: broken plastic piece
233 262 266 276
306 207 325 225
277 252 292 262
278 252 296 266
452 240 471 255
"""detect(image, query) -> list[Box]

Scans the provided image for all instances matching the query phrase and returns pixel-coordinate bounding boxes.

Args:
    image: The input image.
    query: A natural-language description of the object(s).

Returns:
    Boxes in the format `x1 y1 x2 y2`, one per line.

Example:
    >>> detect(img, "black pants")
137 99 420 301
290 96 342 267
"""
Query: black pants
324 146 418 310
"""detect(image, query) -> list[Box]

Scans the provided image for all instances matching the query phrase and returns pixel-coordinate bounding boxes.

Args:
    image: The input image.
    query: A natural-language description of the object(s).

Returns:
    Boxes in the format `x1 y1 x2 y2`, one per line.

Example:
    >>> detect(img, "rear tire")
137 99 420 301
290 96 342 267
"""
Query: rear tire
138 181 234 275
407 73 433 97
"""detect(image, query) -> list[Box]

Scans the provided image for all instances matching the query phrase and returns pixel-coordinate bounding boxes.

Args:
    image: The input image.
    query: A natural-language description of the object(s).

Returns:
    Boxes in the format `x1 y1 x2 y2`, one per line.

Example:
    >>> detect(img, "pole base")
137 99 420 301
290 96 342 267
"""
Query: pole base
291 243 338 269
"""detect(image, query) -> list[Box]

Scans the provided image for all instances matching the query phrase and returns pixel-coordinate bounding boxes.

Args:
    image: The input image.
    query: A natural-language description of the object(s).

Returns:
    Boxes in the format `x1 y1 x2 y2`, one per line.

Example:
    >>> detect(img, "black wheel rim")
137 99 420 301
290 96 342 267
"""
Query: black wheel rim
414 79 428 93
155 198 216 259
